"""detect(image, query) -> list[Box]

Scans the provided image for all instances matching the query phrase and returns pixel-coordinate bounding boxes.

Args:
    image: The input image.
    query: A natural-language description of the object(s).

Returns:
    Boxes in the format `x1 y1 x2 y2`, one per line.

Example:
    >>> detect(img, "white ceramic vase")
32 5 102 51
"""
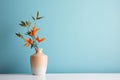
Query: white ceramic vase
30 48 48 75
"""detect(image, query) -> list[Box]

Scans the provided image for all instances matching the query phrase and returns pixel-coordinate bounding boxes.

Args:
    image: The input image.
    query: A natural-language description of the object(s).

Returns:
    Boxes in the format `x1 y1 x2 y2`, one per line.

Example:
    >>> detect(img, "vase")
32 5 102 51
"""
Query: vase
30 48 48 75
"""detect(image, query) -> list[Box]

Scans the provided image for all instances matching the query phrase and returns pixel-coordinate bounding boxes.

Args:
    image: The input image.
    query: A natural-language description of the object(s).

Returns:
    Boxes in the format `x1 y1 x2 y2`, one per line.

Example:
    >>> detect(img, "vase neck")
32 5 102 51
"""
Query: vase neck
35 48 43 54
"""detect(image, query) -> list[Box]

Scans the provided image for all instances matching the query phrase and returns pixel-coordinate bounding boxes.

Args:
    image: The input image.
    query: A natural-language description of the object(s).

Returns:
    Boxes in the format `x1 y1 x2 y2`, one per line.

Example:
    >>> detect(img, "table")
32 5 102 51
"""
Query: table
0 73 120 80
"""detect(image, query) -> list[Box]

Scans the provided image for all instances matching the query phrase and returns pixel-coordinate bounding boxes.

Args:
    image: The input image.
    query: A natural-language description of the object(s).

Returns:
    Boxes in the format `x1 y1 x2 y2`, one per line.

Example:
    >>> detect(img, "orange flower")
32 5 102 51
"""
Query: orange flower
24 38 33 47
36 36 45 43
29 26 39 36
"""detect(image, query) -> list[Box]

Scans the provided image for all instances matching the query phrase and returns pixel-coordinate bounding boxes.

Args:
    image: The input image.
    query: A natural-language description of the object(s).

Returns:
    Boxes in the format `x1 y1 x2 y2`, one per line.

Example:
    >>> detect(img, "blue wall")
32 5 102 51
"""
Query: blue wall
0 0 120 73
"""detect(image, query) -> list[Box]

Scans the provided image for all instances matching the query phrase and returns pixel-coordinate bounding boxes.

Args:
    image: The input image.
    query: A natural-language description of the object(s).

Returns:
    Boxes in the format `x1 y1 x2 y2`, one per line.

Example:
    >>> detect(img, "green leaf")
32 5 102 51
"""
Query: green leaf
19 23 25 26
31 44 34 48
26 21 31 26
19 21 27 27
16 33 21 37
32 16 35 21
26 31 30 35
16 33 24 38
19 21 31 27
21 21 26 25
36 11 39 18
37 16 44 20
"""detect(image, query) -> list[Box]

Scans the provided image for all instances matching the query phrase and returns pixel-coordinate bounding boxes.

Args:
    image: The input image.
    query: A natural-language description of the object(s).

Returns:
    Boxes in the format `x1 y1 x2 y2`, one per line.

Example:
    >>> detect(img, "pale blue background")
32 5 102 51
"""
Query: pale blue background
0 0 120 73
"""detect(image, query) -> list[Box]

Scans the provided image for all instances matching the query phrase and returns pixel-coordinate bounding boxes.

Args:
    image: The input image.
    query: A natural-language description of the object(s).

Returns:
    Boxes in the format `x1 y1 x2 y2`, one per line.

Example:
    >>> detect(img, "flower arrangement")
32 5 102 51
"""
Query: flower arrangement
16 11 45 51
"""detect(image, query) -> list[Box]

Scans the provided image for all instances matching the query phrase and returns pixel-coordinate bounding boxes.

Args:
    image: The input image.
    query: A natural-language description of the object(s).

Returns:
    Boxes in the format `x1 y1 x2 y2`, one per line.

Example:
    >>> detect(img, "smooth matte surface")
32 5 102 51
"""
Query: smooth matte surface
0 74 120 80
0 0 120 73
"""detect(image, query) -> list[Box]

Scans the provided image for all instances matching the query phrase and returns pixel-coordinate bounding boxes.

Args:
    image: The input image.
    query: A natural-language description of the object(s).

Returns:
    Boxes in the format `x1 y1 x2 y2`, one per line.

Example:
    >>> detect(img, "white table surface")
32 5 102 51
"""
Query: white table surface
0 73 120 80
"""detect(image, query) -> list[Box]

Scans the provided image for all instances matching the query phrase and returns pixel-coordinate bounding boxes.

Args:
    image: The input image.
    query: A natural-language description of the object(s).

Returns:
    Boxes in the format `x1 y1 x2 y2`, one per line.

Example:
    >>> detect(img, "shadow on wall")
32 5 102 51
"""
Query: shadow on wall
0 65 14 73
0 25 14 73
0 57 20 73
0 26 29 73
0 58 30 74
0 23 32 73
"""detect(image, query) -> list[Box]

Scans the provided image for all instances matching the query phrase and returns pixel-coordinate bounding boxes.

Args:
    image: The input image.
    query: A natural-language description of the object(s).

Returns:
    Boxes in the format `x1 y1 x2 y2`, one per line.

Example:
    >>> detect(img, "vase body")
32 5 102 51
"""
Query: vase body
30 48 48 75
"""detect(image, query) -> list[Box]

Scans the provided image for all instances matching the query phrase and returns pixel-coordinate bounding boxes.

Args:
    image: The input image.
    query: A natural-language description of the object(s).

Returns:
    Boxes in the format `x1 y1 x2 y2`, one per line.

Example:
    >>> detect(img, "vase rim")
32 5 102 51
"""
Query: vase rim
35 48 43 53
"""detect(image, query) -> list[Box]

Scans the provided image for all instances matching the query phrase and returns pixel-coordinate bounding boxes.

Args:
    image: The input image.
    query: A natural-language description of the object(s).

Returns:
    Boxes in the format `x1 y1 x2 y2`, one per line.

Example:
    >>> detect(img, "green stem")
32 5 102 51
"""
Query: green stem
34 20 37 26
31 36 38 50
